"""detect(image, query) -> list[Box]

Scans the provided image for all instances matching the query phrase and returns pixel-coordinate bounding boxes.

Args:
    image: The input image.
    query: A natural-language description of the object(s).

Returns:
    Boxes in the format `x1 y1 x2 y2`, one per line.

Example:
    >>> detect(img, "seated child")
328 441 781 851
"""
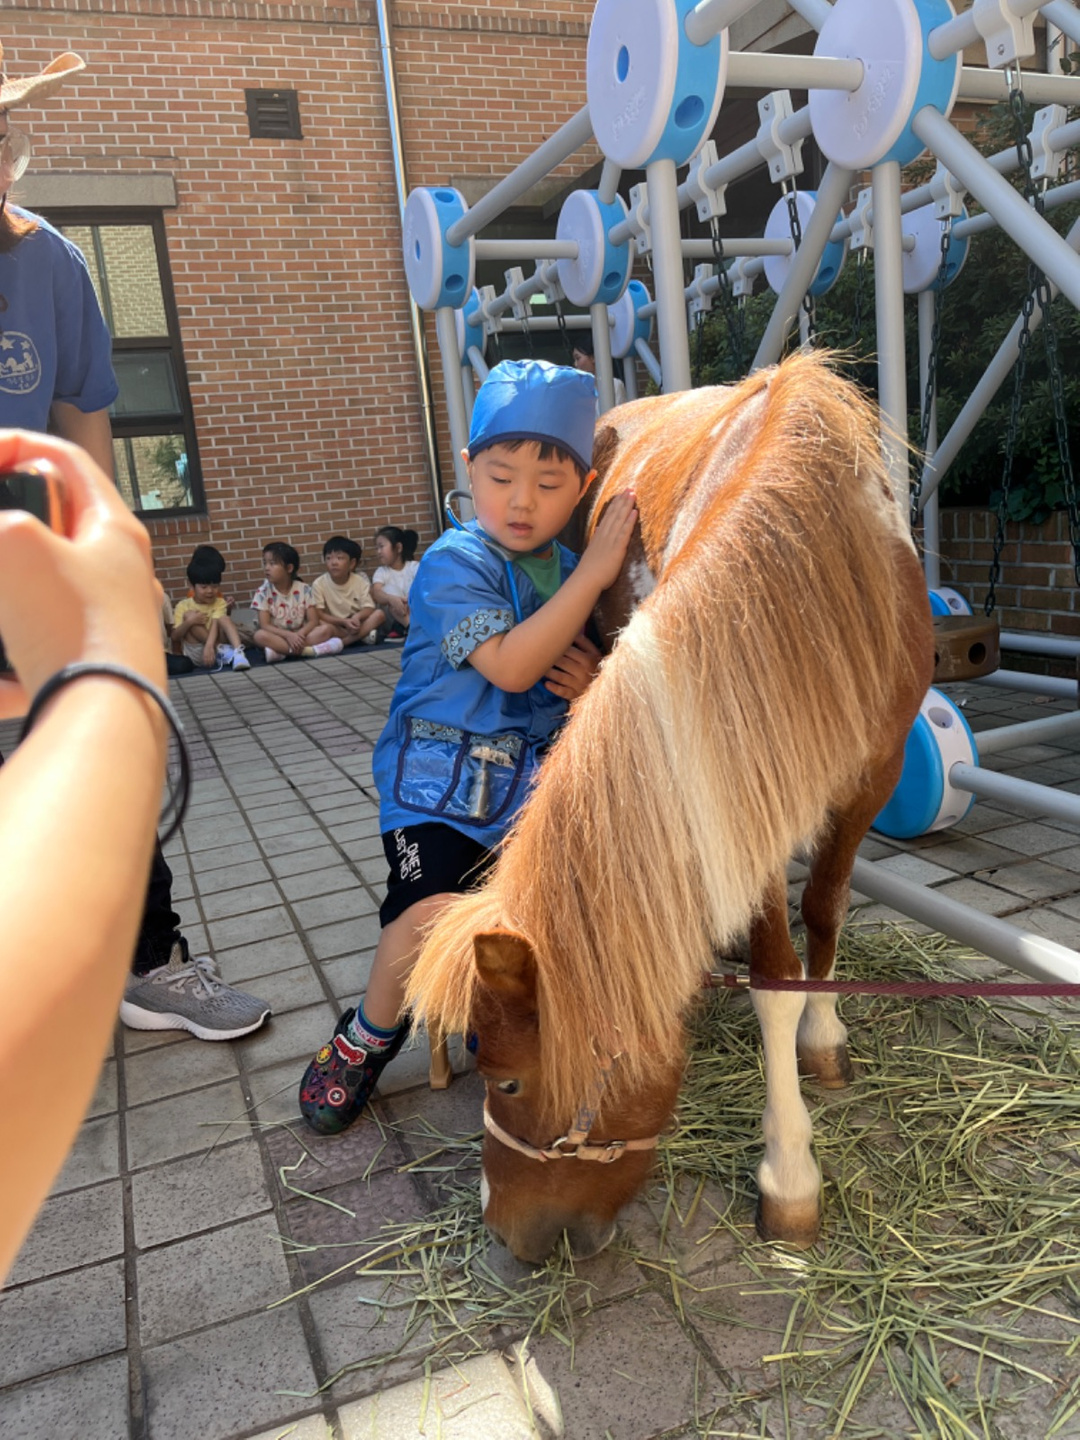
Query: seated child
371 526 420 636
298 358 637 1135
252 542 344 663
309 536 386 647
172 551 251 670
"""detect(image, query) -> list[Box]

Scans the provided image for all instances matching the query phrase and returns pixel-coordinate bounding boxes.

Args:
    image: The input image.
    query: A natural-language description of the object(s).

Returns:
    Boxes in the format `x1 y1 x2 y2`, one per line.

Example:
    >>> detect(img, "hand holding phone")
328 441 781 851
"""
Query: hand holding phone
0 430 165 719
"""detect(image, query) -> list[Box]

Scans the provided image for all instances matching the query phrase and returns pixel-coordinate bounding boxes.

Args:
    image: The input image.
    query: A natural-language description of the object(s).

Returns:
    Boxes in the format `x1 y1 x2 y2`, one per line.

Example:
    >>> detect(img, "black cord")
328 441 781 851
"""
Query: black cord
19 662 192 845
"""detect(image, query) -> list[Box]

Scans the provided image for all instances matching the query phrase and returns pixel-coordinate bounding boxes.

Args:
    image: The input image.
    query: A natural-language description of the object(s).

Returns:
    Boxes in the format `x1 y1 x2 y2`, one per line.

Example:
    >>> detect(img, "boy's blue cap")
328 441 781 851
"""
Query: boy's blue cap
468 359 597 474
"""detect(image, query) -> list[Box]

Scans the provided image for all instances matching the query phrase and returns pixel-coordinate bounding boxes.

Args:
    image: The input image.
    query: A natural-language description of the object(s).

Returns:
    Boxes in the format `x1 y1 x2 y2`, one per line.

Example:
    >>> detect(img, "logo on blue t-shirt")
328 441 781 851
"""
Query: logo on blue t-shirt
0 332 41 394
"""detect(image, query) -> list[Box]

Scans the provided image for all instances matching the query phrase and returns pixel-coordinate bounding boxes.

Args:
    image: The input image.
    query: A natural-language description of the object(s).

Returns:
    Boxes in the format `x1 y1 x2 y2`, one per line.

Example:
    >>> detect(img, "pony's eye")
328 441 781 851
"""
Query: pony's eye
495 1079 521 1095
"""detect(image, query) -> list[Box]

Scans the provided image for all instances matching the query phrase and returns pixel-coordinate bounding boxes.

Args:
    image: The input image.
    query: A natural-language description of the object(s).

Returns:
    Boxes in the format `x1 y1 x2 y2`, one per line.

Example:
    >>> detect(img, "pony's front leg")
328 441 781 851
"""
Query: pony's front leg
749 883 820 1247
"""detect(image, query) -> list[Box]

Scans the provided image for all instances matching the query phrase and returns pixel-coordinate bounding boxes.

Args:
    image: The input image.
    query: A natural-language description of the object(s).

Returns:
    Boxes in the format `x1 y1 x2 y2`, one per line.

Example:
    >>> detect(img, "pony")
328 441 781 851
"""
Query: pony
407 352 935 1264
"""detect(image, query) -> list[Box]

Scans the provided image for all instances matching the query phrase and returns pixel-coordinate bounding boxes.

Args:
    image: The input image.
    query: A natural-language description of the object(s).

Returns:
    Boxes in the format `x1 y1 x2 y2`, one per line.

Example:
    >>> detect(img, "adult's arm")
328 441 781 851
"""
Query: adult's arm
0 430 166 1281
50 403 115 480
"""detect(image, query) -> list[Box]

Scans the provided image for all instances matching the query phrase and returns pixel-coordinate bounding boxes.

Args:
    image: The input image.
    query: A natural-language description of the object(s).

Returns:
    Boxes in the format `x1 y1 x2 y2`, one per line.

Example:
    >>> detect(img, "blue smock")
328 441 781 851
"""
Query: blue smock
372 520 579 850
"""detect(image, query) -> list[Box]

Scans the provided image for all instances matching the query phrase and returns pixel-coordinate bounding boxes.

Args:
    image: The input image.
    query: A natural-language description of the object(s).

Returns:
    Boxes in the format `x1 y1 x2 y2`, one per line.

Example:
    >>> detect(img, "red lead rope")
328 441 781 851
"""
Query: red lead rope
706 974 1080 998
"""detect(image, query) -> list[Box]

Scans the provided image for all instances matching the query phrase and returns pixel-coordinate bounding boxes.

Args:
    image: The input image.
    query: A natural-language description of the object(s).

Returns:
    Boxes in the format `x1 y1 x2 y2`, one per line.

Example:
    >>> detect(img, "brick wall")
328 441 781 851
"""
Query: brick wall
937 507 1079 636
2 1 595 603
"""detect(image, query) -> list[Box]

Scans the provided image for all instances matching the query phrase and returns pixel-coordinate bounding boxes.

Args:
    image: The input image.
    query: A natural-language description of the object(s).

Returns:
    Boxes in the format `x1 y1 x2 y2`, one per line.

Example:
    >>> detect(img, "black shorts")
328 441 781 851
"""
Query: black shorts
379 823 497 928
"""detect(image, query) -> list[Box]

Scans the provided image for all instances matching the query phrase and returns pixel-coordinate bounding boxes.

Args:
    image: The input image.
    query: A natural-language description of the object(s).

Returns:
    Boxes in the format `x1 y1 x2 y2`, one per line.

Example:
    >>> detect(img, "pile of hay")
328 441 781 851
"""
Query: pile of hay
284 928 1080 1437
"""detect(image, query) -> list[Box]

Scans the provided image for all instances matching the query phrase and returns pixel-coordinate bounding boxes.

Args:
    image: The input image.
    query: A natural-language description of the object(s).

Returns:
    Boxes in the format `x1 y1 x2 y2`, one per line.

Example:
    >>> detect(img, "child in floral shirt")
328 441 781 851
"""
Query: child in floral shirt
251 542 343 663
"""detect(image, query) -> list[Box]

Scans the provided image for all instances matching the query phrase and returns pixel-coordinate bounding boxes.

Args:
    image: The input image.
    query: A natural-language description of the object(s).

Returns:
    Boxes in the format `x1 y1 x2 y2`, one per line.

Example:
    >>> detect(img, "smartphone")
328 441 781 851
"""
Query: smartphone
0 459 67 675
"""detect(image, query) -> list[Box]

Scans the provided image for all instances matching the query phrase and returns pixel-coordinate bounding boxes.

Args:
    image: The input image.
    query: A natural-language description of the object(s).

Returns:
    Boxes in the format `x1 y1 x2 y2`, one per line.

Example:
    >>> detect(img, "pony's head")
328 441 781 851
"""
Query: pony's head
455 927 684 1263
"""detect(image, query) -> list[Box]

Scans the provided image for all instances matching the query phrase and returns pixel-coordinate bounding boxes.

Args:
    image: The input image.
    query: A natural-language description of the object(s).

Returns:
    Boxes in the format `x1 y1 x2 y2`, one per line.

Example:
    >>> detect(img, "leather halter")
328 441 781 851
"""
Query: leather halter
481 1055 660 1164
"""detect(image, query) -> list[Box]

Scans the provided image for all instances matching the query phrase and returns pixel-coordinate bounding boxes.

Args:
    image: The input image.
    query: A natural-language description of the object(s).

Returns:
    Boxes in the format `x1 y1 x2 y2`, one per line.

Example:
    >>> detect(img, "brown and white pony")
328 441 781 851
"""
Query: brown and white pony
407 353 934 1264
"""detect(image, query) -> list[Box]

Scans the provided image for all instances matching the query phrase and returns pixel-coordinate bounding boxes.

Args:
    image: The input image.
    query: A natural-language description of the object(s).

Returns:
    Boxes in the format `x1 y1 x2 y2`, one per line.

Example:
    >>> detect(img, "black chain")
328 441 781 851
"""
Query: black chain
783 181 816 344
553 298 575 360
711 219 747 375
519 303 535 357
693 310 706 385
489 325 503 364
851 248 867 353
911 220 952 529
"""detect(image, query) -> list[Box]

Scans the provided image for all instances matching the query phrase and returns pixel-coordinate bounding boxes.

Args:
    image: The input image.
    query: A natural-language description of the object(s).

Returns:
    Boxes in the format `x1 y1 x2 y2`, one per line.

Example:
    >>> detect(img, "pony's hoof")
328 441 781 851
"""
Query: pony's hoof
756 1193 820 1248
798 1043 853 1089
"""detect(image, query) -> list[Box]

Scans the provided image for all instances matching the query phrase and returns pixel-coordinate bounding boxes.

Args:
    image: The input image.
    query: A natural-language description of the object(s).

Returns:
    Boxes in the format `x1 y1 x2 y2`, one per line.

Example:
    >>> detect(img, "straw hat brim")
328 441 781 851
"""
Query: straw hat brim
0 51 85 111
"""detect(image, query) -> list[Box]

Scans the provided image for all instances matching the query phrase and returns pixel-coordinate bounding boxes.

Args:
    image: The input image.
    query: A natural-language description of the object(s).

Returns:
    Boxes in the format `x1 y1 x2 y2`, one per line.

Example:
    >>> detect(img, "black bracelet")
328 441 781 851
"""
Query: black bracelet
19 662 192 846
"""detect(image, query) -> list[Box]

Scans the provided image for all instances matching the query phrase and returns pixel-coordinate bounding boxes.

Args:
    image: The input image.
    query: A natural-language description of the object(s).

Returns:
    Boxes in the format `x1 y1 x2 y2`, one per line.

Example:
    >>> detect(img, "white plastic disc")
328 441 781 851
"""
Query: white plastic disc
901 203 968 293
609 280 650 357
809 0 923 170
402 187 474 311
556 191 631 308
587 0 679 169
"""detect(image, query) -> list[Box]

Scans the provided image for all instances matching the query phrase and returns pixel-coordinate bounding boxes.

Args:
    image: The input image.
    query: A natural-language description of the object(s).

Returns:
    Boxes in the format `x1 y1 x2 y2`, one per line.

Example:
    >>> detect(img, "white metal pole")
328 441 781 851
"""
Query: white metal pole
972 670 1080 700
914 105 1080 309
786 0 833 29
928 0 1047 60
975 708 1080 754
645 158 694 392
622 356 639 401
683 0 761 46
445 107 594 246
918 289 941 587
635 337 664 387
591 301 617 413
753 161 855 369
725 50 863 91
949 763 1080 824
435 306 472 489
873 161 910 522
850 858 1080 984
1041 1 1080 50
958 65 1080 103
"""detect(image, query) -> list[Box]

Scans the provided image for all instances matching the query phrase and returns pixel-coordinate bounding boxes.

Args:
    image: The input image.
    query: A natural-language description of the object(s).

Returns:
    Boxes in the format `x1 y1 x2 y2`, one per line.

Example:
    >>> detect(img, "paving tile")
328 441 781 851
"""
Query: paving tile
140 1304 318 1440
124 1034 239 1105
278 864 363 902
1006 907 1080 947
320 952 376 1003
189 839 263 873
137 1214 292 1345
206 905 297 952
931 878 1021 916
292 888 381 929
264 1114 401 1199
1047 844 1080 874
982 821 1080 855
193 858 273 895
376 1032 469 1098
519 1288 724 1440
215 932 312 984
1046 893 1080 922
50 1114 120 1195
267 844 343 877
0 1353 129 1440
977 859 1078 902
0 1262 126 1386
122 1024 189 1055
242 800 313 825
87 1059 118 1118
236 1001 337 1069
259 827 333 859
340 836 387 863
126 1079 251 1169
307 914 382 961
235 963 325 1016
894 835 1023 876
131 1138 271 1249
180 819 254 853
282 1167 428 1287
8 1180 125 1286
245 1419 334 1440
338 1351 538 1437
245 1057 308 1127
870 853 958 886
198 881 284 921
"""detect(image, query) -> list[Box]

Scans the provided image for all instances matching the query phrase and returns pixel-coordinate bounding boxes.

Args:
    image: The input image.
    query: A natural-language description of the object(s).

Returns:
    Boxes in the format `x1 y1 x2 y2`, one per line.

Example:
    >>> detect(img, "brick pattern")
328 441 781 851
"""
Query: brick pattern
937 507 1080 635
2 2 596 604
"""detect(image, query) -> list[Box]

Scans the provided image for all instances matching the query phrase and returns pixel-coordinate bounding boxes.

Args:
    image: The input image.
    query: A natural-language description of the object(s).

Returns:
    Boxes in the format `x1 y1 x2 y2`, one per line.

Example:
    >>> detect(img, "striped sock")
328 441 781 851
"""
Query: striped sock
346 1002 400 1052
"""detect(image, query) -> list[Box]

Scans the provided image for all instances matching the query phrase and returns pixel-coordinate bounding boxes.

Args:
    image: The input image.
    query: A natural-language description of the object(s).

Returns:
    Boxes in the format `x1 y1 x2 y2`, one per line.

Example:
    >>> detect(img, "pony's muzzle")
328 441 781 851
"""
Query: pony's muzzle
486 1209 617 1265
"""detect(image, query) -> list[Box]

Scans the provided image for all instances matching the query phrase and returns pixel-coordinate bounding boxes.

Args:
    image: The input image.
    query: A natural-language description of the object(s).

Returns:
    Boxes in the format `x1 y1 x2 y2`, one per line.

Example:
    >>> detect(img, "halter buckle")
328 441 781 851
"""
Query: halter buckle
549 1135 580 1157
597 1140 627 1163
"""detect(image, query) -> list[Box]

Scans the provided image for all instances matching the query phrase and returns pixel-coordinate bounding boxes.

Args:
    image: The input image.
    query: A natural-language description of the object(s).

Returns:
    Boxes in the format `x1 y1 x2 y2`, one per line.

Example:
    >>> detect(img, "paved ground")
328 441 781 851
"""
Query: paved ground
1 648 1078 1440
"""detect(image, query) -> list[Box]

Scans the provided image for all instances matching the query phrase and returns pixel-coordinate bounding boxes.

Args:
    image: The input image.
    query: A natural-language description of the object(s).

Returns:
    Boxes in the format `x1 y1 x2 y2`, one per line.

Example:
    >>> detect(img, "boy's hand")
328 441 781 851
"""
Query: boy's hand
544 633 603 702
576 489 637 593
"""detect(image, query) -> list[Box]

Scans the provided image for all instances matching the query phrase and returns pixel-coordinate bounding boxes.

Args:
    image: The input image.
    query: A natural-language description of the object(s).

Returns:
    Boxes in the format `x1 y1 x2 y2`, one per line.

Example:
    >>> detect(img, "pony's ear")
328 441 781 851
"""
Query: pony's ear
473 929 537 1005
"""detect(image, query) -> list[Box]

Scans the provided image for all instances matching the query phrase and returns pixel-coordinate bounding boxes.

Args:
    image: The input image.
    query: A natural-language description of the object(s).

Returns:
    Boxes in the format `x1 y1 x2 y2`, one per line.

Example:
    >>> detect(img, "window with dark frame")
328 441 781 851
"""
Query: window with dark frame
45 210 205 517
245 89 303 141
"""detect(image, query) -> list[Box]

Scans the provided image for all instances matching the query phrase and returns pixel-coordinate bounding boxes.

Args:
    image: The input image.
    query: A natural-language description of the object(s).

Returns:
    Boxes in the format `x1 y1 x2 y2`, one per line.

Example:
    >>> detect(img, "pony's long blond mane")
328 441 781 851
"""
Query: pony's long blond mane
407 353 922 1123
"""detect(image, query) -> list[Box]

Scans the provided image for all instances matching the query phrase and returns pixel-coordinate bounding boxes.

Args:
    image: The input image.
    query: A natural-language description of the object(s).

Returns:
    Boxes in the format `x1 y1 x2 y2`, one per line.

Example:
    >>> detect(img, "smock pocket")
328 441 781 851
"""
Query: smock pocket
394 718 529 828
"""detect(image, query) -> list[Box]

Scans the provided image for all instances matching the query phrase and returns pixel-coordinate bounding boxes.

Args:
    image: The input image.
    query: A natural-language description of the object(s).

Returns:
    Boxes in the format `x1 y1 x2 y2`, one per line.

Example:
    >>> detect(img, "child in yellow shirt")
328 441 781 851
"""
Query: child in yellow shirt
172 551 250 670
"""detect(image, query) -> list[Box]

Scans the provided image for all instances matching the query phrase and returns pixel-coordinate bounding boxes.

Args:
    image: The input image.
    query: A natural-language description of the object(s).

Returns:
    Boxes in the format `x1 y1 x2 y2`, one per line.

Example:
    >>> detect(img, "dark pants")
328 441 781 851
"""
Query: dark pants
132 839 183 976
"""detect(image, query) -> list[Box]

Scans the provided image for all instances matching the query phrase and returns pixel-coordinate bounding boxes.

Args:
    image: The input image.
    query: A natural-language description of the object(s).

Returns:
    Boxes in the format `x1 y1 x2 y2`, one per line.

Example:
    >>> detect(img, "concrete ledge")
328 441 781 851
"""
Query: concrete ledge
16 171 178 211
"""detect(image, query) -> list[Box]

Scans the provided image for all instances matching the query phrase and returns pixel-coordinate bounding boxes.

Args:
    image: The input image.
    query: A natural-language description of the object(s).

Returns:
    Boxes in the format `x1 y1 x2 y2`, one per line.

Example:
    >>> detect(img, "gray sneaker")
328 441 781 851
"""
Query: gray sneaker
121 942 271 1041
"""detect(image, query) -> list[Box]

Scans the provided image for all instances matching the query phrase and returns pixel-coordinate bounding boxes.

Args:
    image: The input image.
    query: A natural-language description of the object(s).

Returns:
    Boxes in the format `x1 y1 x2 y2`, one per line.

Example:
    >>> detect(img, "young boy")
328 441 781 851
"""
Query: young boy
172 552 251 670
309 536 386 647
299 359 637 1134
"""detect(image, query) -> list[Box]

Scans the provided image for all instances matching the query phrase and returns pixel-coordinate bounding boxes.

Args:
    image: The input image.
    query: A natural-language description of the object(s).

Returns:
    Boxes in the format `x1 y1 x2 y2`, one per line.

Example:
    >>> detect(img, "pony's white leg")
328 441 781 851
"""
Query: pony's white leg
797 988 850 1089
751 986 820 1245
